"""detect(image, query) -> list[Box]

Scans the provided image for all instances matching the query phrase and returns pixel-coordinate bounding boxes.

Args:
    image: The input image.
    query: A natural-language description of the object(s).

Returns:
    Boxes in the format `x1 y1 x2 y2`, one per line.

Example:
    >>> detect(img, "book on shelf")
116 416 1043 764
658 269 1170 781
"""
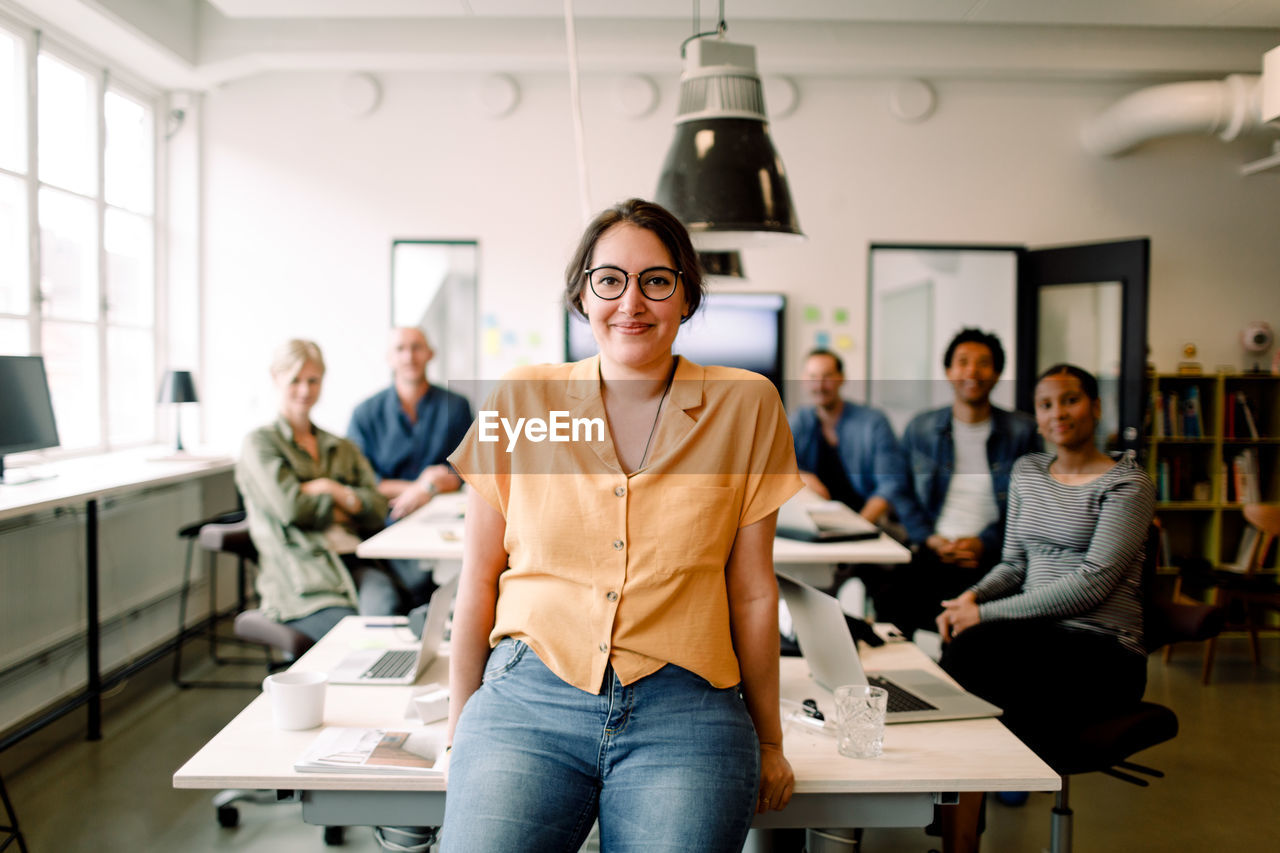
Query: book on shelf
1224 526 1260 573
1182 386 1203 438
294 728 445 775
1230 449 1261 504
1235 391 1260 439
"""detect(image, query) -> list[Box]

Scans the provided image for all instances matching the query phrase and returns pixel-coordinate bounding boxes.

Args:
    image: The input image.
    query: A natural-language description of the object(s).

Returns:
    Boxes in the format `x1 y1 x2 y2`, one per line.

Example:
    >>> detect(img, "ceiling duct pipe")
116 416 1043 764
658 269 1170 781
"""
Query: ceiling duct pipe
1080 74 1267 157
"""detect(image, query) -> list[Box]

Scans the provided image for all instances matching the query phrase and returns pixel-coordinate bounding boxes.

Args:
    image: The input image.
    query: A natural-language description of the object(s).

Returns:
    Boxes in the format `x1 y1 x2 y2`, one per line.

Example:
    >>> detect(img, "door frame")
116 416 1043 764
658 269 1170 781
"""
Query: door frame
1016 238 1150 454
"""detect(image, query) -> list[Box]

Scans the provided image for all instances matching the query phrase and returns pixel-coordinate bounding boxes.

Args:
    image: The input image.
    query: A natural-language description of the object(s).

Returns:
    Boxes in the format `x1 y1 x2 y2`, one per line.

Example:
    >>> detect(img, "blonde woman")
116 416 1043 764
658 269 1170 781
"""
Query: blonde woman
235 339 392 641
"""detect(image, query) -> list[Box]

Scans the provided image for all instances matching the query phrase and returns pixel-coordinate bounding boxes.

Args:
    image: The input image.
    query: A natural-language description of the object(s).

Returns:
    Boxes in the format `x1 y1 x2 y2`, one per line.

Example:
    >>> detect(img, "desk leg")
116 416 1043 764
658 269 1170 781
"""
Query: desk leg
86 499 101 742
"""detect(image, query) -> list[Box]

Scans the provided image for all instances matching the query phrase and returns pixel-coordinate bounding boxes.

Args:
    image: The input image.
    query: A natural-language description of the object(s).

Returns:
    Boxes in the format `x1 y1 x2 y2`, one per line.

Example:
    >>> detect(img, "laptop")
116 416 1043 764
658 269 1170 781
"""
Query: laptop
776 571 1002 724
775 495 880 543
328 575 458 686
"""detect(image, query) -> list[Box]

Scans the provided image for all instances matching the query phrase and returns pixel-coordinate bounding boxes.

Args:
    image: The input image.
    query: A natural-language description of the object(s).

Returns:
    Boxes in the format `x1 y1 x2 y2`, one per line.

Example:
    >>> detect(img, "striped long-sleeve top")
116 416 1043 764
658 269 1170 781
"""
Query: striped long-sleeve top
969 450 1155 657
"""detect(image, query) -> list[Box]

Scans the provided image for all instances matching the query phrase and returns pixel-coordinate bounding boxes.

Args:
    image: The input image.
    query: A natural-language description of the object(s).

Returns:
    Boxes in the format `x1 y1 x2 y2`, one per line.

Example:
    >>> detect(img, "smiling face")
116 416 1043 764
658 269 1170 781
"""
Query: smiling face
388 327 432 386
276 359 324 424
1034 371 1100 449
946 341 1000 407
582 223 688 379
803 353 844 412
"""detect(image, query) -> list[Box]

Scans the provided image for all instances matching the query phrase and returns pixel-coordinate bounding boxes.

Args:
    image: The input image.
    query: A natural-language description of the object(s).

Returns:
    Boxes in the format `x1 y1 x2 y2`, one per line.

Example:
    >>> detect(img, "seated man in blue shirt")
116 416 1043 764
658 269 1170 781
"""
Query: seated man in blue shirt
875 327 1040 639
348 327 473 608
790 349 919 530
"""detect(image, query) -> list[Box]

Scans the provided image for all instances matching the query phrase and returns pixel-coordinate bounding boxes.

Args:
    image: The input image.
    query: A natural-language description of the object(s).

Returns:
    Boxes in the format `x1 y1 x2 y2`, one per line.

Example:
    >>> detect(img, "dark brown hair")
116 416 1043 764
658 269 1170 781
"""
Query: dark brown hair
563 198 704 322
1036 363 1100 401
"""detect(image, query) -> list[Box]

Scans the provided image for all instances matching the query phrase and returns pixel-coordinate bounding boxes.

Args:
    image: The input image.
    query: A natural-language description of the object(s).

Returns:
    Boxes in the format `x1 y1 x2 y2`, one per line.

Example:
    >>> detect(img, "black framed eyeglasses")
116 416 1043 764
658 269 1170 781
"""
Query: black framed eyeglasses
584 266 682 301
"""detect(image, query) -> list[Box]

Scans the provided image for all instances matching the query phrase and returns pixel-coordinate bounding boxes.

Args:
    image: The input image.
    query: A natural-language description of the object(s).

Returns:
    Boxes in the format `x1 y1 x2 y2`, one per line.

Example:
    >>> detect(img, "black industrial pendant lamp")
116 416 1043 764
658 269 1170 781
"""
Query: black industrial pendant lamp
655 6 803 250
697 250 746 278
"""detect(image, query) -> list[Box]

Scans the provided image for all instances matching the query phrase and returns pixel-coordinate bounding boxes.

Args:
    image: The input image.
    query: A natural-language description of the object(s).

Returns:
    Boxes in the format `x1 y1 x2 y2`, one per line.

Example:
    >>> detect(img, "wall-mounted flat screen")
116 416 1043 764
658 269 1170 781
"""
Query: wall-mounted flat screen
0 355 61 483
565 292 786 393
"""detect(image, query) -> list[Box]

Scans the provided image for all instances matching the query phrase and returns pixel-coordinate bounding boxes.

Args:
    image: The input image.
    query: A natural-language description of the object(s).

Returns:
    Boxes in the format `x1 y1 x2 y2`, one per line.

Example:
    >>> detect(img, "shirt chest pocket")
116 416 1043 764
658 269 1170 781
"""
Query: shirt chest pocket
652 485 738 573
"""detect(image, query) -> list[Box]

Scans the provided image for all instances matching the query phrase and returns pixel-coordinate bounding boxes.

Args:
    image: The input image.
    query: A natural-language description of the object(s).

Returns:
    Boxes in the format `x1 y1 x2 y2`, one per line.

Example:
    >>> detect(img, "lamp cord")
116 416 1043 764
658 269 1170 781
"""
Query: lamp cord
682 0 727 56
563 0 592 223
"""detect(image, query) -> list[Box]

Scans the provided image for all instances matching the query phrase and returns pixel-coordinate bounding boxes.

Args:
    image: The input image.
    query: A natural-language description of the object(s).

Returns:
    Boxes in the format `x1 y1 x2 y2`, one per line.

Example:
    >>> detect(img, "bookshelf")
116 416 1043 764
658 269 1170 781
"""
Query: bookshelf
1146 372 1280 573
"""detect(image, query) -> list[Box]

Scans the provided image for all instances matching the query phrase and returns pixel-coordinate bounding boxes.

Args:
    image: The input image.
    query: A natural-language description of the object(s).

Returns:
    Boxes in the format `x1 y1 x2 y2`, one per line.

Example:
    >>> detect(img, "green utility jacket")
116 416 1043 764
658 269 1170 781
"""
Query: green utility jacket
235 417 388 622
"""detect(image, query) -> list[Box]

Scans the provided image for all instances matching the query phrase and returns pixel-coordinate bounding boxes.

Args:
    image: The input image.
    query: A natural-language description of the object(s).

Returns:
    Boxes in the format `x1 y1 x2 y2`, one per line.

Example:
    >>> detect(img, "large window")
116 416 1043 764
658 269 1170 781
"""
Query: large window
0 21 159 453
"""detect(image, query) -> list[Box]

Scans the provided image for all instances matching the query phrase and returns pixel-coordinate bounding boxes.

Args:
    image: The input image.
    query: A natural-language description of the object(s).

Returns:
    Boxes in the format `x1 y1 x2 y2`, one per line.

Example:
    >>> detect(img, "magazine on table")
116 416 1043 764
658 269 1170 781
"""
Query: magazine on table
294 728 445 774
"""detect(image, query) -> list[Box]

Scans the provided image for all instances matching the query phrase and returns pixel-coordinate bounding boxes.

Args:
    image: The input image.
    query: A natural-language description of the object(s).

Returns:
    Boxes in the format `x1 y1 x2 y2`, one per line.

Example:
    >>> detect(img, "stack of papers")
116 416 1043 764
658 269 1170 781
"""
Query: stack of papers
776 497 880 542
294 728 444 774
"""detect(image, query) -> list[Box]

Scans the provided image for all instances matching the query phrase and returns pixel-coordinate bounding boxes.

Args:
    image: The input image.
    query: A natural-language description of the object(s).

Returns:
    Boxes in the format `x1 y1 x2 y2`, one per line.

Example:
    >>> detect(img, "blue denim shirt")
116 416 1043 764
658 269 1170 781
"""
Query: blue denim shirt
899 404 1040 552
347 384 474 483
790 402 924 531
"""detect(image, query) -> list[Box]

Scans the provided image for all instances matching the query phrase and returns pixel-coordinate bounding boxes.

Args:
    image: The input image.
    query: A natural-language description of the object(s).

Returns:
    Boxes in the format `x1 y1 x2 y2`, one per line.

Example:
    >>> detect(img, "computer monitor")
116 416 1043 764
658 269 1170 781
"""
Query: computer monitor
564 292 787 394
0 355 61 484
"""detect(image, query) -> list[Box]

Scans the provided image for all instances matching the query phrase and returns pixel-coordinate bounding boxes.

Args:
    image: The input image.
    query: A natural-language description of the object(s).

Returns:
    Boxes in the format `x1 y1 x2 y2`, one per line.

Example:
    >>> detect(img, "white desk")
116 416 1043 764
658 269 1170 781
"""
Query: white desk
173 617 1058 831
0 447 233 522
0 448 234 746
356 492 913 568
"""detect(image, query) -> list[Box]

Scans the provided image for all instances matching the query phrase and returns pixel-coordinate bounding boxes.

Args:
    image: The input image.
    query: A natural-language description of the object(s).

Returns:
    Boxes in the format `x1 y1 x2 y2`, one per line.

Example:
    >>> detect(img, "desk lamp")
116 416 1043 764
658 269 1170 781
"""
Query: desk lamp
158 370 198 452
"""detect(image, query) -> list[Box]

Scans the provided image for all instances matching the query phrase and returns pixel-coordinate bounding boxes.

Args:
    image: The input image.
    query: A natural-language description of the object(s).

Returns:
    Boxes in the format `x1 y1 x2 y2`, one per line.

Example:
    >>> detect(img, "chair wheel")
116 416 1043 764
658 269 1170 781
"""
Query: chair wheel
217 805 239 828
323 825 345 846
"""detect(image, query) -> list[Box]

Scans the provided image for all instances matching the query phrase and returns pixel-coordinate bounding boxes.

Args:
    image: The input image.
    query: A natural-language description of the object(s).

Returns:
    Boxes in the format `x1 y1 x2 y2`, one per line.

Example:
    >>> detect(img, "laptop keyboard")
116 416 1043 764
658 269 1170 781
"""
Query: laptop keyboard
362 649 417 680
868 675 938 713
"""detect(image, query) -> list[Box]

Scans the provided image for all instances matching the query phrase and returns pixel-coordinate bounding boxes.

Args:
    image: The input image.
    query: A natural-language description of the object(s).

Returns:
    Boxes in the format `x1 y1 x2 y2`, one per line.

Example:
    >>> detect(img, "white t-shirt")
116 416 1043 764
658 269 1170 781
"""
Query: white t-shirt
933 418 1000 540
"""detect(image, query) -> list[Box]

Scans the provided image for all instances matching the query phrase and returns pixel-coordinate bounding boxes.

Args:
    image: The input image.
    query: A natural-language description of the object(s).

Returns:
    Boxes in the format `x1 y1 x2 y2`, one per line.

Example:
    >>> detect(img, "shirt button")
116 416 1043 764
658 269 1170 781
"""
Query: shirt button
606 591 618 602
614 486 626 497
598 642 608 653
612 539 624 550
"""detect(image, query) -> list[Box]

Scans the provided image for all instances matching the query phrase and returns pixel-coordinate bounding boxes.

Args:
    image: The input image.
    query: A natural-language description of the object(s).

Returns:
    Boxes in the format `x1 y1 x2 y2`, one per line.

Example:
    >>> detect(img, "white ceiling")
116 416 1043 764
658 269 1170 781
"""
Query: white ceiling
202 1 1280 29
20 0 1280 90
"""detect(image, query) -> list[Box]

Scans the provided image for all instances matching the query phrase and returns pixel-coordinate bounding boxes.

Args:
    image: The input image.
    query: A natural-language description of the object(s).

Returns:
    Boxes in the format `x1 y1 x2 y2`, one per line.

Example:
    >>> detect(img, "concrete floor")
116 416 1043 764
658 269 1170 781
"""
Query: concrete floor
2 635 1277 853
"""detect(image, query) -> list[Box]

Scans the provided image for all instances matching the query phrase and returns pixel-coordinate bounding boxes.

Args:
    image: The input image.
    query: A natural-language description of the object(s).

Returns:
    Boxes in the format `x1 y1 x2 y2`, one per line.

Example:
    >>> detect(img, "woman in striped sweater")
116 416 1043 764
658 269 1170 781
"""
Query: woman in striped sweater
939 361 1155 737
933 363 1155 850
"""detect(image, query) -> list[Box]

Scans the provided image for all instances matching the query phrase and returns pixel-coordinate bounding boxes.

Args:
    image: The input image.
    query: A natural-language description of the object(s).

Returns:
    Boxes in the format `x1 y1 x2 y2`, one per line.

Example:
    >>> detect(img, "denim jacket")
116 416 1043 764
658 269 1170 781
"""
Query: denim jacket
899 405 1040 552
789 402 924 531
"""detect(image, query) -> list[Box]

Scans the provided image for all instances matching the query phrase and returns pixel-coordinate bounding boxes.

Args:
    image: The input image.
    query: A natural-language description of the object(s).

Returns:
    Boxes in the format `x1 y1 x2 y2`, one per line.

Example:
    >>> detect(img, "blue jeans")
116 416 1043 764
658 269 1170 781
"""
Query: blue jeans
441 639 760 853
285 606 355 643
347 556 432 616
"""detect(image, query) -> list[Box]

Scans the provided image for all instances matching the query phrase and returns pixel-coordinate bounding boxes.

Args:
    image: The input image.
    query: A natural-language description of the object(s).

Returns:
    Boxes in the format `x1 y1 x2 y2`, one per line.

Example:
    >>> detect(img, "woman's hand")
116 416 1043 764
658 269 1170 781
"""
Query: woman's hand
299 478 334 496
301 478 361 516
936 590 981 642
756 743 795 813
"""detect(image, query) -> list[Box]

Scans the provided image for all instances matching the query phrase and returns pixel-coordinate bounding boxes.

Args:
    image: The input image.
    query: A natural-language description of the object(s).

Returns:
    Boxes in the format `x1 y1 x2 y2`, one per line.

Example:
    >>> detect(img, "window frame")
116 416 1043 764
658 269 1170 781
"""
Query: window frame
0 11 166 459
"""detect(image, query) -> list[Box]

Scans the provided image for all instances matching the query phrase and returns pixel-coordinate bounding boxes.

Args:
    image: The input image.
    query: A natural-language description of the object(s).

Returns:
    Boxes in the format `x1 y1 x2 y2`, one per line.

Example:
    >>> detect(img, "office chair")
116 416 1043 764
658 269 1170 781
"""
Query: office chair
1037 525 1224 853
212 791 344 846
1194 503 1280 684
210 613 340 844
0 769 27 853
172 511 271 688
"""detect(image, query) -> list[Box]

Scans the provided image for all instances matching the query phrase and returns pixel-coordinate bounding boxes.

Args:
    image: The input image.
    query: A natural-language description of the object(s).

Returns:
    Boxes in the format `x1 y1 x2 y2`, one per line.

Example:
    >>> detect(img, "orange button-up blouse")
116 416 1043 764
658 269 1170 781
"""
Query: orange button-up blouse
449 356 802 693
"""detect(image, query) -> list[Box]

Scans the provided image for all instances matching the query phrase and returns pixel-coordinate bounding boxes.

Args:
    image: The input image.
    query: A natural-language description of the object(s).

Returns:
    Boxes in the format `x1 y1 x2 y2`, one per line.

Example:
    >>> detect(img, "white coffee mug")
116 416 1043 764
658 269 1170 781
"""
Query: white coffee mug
262 671 327 730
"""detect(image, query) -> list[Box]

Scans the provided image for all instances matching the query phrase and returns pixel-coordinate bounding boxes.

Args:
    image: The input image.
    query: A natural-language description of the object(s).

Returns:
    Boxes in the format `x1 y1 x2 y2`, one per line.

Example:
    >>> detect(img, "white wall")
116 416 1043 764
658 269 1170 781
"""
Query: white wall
200 68 1280 447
